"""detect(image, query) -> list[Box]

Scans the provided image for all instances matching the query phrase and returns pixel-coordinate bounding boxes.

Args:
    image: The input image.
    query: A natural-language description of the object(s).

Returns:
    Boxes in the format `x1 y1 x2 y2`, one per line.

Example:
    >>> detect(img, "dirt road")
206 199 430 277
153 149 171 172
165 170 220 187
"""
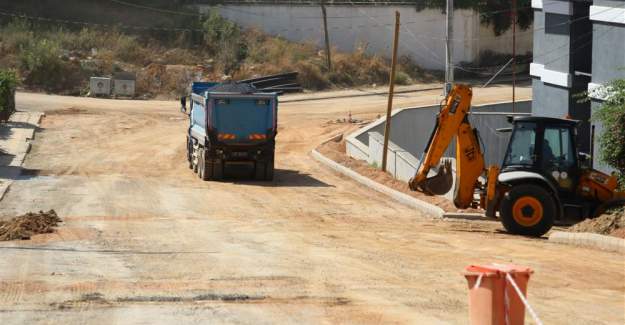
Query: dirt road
0 85 623 324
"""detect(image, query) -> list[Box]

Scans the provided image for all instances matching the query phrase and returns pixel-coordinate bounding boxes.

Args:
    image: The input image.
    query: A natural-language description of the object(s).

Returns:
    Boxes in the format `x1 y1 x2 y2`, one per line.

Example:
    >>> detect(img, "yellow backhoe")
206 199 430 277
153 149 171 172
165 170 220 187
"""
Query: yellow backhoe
409 84 624 236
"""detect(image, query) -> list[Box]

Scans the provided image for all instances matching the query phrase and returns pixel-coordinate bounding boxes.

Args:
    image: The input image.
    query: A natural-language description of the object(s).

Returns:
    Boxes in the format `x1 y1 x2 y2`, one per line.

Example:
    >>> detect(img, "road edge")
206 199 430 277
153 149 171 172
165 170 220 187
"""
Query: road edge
311 146 444 218
549 231 625 254
0 111 45 202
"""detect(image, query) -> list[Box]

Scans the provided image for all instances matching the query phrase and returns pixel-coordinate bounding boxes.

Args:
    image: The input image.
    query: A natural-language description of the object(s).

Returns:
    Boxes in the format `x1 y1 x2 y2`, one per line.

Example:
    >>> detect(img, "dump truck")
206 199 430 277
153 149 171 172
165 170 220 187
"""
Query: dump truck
183 82 278 181
409 84 624 236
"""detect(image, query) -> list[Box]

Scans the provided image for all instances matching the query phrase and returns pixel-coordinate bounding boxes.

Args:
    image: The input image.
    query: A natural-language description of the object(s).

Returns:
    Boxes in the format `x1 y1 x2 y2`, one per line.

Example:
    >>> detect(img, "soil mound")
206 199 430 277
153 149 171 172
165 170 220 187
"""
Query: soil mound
0 210 62 241
570 208 625 238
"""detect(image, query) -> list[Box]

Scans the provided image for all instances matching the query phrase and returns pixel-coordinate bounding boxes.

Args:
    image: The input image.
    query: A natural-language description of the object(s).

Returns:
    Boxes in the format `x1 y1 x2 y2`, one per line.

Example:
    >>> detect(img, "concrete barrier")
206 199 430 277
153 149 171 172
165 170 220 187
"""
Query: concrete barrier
549 231 625 254
311 148 444 218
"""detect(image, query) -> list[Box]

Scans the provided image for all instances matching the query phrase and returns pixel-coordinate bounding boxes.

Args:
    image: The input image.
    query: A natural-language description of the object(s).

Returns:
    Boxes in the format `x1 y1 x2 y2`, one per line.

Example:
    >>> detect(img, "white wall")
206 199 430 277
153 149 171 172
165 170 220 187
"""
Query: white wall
199 5 533 70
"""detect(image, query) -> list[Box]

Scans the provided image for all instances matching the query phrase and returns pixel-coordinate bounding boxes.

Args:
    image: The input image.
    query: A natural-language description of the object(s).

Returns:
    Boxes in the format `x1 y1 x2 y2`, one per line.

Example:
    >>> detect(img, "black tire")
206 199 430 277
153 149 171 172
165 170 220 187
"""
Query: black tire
198 149 208 181
254 161 266 181
264 158 274 181
593 199 625 218
499 184 556 237
192 146 199 174
187 138 193 169
212 159 224 180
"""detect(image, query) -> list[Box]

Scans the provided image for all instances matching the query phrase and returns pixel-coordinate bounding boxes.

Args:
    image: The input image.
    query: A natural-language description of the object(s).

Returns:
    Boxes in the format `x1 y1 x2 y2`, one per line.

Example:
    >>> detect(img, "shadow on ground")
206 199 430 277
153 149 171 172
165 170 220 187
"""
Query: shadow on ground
224 165 333 187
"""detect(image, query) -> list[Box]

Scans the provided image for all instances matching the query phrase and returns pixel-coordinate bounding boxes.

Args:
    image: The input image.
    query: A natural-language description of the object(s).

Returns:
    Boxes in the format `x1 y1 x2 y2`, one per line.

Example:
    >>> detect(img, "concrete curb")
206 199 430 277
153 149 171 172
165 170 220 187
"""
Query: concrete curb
549 231 625 254
311 148 445 218
0 111 45 202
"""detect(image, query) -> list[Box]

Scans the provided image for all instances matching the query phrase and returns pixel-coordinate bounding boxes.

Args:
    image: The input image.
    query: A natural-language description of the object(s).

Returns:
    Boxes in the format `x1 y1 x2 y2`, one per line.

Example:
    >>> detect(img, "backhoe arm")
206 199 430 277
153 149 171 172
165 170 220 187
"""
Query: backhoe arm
408 84 485 209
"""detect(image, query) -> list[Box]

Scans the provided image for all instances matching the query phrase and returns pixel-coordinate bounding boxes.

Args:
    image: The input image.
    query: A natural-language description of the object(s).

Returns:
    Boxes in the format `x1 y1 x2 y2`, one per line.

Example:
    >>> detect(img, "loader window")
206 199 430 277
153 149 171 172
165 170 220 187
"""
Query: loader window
542 127 575 169
504 122 536 167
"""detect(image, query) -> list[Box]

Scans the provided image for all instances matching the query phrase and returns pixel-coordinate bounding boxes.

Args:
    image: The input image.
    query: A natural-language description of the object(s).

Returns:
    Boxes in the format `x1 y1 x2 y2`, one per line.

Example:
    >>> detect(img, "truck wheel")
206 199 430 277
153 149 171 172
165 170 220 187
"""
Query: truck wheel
192 146 199 174
264 158 274 181
198 149 206 180
187 138 193 169
499 184 555 237
211 160 224 180
254 161 266 181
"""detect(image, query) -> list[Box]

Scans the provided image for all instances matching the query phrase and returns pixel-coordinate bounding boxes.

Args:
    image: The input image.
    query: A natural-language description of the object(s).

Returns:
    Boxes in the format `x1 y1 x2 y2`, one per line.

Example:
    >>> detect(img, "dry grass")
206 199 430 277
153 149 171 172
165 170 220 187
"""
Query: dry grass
0 17 438 97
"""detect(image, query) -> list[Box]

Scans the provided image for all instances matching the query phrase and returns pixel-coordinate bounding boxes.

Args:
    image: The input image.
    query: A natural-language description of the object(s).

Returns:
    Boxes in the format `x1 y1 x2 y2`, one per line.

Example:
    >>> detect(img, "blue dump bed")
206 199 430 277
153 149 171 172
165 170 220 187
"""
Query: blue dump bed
190 82 278 145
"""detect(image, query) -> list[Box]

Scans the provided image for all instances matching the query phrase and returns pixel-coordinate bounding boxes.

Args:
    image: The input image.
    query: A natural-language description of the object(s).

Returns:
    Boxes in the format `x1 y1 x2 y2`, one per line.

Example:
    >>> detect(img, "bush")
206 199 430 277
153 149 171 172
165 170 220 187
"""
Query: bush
113 34 150 65
592 78 625 189
0 70 17 119
295 62 329 90
18 39 84 93
202 9 247 74
0 19 34 54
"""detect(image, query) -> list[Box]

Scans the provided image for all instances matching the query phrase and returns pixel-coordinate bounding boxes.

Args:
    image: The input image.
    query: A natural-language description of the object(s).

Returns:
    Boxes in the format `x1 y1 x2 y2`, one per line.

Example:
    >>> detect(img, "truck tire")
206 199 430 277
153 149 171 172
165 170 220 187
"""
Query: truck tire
192 145 199 174
198 148 209 181
187 138 193 169
499 184 555 237
210 159 223 181
265 157 274 181
254 161 266 181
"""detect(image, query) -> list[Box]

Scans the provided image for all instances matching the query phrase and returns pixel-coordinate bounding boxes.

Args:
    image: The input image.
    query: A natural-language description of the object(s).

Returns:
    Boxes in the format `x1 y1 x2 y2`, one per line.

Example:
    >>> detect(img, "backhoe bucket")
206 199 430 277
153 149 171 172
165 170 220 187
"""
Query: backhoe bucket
418 160 453 195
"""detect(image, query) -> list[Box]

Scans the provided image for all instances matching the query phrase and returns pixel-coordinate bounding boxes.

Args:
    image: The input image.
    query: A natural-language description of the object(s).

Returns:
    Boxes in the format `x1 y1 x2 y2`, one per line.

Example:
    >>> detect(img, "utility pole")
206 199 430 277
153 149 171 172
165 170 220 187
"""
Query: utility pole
321 2 332 71
512 0 517 112
445 0 454 95
381 11 400 172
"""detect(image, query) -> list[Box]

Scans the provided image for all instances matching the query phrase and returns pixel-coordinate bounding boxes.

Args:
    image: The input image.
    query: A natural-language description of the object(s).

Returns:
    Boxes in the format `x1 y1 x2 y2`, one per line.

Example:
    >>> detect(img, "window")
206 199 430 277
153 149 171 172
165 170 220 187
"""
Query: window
504 122 537 166
542 126 575 169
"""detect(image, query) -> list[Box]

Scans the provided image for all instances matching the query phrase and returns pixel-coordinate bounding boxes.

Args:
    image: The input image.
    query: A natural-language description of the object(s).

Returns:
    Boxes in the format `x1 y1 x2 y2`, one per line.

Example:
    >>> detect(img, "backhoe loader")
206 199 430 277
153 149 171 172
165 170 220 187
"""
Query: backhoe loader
409 84 624 237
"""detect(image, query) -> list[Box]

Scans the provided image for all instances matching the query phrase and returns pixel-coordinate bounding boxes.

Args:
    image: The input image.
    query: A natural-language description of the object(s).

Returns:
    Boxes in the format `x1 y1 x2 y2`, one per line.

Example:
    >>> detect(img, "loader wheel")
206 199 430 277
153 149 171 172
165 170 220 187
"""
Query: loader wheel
592 199 625 218
499 184 555 237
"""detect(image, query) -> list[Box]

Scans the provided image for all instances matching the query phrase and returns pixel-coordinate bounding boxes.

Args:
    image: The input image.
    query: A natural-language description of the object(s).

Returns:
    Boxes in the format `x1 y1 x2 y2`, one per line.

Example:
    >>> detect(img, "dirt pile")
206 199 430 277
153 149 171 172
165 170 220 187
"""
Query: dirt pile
570 207 625 238
0 210 62 241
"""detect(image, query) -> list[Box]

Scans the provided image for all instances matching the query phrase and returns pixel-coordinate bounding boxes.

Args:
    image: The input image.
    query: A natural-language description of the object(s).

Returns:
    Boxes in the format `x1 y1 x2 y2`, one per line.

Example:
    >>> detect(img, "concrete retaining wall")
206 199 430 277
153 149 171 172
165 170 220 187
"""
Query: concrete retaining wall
199 4 533 70
348 100 532 166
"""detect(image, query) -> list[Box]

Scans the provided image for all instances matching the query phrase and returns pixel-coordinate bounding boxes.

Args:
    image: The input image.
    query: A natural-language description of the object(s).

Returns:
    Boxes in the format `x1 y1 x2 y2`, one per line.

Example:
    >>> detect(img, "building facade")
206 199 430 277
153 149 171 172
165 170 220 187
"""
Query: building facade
530 0 625 172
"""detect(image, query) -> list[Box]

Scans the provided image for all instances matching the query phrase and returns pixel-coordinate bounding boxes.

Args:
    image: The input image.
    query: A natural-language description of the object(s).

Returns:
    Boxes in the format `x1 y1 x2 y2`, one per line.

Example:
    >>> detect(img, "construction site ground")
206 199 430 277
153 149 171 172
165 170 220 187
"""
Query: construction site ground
0 85 623 324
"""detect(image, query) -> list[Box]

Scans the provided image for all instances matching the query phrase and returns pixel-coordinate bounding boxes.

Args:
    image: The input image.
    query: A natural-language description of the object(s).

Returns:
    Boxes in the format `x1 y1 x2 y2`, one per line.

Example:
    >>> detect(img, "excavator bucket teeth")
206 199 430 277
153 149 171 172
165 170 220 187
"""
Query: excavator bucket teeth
418 160 453 195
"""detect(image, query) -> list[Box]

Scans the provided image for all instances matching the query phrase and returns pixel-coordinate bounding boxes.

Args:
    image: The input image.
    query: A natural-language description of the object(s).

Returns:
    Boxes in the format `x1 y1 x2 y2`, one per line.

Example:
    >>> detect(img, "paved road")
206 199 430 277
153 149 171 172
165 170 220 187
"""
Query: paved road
0 86 623 324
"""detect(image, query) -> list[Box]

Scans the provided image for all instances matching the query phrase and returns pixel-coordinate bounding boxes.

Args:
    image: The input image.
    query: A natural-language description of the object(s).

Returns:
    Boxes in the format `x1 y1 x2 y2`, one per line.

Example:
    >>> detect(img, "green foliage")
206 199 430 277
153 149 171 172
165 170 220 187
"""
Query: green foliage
0 19 34 54
0 70 17 116
202 9 247 74
18 39 83 92
592 78 625 188
416 0 533 35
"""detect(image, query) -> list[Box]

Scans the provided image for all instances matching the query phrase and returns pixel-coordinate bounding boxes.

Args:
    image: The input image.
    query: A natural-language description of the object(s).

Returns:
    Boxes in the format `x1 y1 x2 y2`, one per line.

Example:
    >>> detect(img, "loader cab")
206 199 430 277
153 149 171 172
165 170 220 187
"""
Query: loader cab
502 117 581 196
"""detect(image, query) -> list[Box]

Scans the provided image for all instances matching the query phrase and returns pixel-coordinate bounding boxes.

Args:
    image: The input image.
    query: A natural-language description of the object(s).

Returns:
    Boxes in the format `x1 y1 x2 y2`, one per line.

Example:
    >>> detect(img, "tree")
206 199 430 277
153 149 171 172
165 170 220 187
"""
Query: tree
591 78 625 189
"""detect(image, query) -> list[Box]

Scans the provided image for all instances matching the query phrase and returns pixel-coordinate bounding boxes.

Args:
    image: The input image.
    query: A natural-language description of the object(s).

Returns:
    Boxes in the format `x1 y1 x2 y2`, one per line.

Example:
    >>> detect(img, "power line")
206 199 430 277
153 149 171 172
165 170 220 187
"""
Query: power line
108 0 202 17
